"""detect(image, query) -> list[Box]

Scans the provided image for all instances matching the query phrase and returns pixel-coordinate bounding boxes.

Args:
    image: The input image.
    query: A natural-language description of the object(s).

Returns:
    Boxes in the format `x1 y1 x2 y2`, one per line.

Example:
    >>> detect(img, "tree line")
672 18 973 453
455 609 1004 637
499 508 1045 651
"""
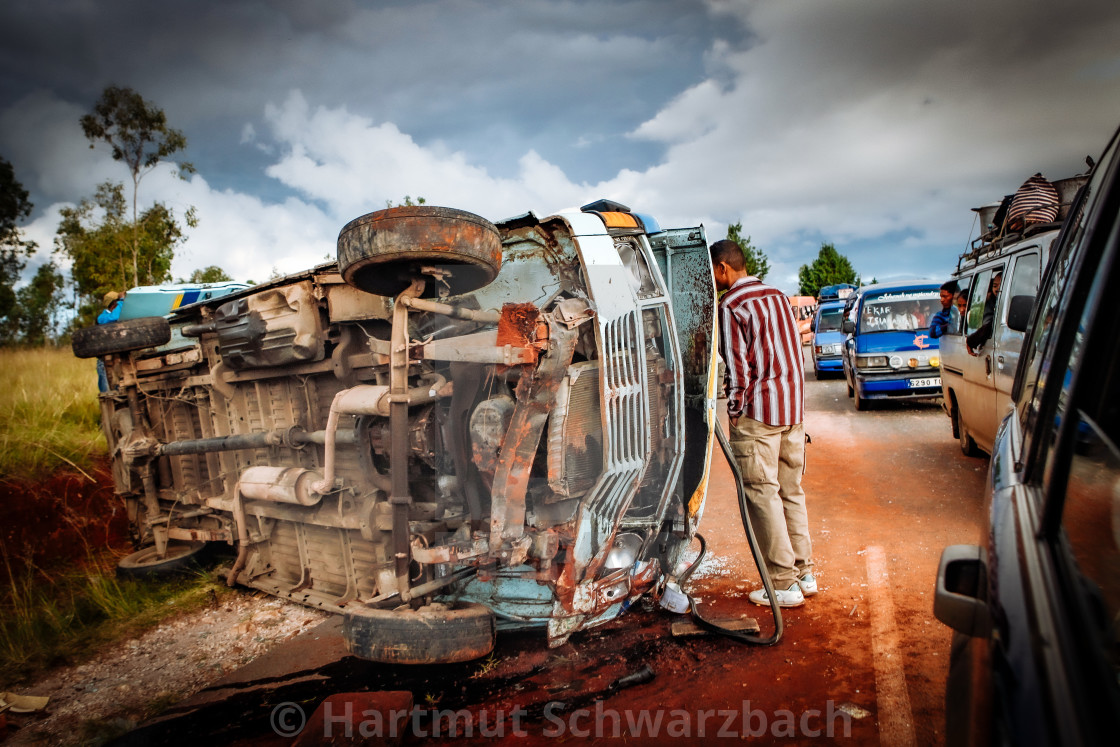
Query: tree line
0 86 230 346
721 225 860 297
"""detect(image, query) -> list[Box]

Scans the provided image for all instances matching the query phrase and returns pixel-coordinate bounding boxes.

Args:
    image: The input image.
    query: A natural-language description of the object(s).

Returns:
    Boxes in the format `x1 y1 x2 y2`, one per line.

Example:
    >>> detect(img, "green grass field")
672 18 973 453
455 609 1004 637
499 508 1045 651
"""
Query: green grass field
0 346 227 685
0 347 104 481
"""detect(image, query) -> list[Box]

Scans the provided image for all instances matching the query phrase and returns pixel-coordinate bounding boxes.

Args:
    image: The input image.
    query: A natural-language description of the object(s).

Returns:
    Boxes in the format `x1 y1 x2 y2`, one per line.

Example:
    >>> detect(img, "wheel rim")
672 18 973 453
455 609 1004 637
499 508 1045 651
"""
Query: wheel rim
124 542 202 568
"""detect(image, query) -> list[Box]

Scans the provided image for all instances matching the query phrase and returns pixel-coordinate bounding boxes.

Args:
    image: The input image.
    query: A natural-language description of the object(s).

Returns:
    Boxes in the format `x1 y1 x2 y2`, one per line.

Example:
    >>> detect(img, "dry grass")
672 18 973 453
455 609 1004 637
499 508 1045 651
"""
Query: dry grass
0 545 230 685
0 347 104 482
0 346 193 685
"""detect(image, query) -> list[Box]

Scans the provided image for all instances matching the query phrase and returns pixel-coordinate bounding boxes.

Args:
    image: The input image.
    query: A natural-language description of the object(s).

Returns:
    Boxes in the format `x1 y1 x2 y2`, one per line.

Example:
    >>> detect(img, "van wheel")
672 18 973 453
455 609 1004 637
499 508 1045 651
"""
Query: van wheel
854 390 869 411
117 541 207 578
956 404 981 457
337 206 502 298
846 379 853 398
72 317 172 359
342 602 496 664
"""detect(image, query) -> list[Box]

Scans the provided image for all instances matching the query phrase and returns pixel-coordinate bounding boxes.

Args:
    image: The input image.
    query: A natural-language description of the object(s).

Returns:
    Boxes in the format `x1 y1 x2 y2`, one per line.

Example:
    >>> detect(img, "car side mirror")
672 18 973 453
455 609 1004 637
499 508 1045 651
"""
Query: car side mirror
842 319 855 335
810 319 817 332
1006 295 1034 332
934 545 991 638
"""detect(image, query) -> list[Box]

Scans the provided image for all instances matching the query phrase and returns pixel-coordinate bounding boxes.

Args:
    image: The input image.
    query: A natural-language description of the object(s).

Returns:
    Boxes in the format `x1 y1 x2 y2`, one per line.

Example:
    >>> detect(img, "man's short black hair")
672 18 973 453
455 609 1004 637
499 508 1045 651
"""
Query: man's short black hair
710 239 744 271
940 280 959 294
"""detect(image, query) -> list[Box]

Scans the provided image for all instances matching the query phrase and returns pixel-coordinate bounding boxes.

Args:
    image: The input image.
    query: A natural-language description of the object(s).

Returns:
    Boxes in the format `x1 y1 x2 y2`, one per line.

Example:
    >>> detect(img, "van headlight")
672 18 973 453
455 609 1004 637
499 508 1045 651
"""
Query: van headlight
857 355 888 369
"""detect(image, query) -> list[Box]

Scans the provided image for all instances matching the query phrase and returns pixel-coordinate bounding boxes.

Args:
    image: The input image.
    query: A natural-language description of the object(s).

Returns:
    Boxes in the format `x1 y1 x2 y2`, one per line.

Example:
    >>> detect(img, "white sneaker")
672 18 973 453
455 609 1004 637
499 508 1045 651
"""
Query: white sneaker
749 582 805 608
798 572 818 596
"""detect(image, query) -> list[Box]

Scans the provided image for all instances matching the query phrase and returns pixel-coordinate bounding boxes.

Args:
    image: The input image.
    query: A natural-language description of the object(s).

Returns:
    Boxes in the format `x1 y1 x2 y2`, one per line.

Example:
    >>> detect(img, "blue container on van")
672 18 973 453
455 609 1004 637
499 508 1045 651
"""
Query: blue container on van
118 281 250 352
841 280 943 410
118 282 250 321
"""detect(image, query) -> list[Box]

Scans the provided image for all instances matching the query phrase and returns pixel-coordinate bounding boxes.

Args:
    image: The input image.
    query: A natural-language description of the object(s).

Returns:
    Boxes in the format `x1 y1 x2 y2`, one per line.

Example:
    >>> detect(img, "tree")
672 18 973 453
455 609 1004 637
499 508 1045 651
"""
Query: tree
385 195 427 208
726 222 770 280
183 265 232 284
17 261 65 345
797 243 860 297
54 181 191 326
1 157 37 345
81 85 195 287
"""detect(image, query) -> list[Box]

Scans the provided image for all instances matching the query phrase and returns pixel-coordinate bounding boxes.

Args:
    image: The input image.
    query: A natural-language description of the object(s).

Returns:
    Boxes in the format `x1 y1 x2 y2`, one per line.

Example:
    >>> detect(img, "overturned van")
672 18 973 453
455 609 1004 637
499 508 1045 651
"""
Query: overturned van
72 201 719 664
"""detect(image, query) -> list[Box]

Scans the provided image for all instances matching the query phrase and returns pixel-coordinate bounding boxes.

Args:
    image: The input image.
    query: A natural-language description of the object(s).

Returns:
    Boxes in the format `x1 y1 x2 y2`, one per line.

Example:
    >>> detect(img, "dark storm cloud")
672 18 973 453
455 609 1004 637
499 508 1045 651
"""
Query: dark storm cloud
0 0 729 196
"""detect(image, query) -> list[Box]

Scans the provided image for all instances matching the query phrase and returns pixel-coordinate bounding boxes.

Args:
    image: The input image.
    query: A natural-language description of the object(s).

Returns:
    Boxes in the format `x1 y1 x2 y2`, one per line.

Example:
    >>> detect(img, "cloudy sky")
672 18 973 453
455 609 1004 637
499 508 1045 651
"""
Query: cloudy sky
2 0 1119 294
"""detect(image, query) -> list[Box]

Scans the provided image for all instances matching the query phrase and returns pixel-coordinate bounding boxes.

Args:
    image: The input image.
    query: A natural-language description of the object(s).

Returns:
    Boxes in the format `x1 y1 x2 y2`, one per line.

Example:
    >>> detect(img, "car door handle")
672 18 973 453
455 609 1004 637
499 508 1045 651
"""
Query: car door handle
985 356 992 376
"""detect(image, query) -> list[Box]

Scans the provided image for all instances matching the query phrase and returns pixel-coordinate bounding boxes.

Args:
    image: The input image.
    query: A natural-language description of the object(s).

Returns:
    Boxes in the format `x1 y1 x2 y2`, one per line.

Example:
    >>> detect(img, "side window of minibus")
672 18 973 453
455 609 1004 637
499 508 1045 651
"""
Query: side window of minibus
965 269 992 335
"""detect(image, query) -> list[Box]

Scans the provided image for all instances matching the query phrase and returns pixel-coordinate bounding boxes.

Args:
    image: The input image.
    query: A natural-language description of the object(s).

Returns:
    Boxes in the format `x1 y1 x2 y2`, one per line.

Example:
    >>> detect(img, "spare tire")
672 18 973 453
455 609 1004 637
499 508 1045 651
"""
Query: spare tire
72 316 172 358
342 602 496 664
337 206 502 298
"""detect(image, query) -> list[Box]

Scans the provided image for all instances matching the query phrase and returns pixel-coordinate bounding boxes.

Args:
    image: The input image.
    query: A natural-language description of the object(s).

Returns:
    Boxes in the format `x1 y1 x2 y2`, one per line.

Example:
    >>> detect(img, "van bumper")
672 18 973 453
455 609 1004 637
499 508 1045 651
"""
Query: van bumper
855 373 942 400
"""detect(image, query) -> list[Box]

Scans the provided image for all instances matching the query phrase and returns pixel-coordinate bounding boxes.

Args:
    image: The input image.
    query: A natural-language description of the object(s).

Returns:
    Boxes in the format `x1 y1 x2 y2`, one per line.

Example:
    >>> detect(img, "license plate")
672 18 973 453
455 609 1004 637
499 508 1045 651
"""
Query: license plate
908 377 941 388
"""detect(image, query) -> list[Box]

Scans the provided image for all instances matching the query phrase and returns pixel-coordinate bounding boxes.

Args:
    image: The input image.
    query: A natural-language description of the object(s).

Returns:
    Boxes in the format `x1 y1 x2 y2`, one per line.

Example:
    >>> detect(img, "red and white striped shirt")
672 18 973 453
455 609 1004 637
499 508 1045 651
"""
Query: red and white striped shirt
718 277 805 426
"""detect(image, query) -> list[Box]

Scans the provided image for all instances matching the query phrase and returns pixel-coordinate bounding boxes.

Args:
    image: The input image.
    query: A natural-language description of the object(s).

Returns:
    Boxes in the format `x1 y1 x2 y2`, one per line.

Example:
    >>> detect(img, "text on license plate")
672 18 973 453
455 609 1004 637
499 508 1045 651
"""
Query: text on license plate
908 377 941 388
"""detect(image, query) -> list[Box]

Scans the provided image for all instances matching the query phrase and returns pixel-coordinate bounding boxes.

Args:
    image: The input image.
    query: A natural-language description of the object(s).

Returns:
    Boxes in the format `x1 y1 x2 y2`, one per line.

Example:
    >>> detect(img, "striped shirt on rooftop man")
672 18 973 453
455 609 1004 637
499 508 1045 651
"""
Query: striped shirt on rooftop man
718 276 805 427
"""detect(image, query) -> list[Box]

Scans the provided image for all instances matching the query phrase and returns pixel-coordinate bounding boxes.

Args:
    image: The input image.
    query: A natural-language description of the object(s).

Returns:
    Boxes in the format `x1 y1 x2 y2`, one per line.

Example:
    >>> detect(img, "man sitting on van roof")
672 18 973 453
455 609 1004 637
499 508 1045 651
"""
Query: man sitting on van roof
929 281 959 339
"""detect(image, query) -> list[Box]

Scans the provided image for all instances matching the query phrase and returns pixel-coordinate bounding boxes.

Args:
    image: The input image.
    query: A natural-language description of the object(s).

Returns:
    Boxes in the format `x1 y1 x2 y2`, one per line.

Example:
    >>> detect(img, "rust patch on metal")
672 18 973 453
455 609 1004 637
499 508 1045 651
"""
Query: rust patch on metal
496 303 539 348
495 303 542 371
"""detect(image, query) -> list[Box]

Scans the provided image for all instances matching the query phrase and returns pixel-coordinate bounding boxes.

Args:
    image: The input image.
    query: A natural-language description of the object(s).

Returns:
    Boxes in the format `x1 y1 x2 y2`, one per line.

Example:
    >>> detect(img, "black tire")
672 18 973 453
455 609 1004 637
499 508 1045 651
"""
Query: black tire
72 316 171 359
117 541 207 579
854 389 867 411
342 602 495 664
337 206 502 298
845 376 854 398
956 402 982 457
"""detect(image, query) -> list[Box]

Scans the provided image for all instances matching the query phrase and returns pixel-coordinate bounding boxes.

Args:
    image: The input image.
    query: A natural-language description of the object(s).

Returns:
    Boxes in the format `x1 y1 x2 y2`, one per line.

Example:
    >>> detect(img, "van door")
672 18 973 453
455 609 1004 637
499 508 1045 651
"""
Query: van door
959 266 1001 451
991 250 1040 424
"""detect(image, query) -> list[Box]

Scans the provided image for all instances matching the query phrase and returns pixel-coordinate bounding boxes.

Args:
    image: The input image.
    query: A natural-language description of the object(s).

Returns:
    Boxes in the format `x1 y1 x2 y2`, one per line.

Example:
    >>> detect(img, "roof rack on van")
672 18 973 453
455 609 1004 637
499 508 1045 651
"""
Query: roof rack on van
958 174 1088 273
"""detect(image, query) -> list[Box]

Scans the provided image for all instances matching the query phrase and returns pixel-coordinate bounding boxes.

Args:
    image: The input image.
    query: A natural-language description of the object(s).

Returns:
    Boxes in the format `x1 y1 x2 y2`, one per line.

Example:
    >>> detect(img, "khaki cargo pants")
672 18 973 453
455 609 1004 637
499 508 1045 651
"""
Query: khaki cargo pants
729 416 814 589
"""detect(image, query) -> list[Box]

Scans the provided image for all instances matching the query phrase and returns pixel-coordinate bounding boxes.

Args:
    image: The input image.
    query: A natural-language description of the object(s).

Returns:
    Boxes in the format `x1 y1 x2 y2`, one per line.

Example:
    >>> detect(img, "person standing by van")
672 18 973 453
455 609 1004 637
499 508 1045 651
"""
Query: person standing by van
96 290 125 392
710 239 815 608
929 281 959 338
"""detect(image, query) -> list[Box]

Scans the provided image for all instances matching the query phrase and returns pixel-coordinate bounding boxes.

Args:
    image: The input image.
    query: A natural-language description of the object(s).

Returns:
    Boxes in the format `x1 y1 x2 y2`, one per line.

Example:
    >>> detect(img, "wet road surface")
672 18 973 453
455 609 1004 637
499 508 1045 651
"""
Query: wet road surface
122 351 989 745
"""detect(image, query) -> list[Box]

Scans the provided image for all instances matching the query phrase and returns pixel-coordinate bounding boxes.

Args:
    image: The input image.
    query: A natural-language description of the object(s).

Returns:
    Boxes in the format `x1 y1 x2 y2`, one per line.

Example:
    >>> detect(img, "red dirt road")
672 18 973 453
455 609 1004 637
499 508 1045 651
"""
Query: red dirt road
122 355 988 746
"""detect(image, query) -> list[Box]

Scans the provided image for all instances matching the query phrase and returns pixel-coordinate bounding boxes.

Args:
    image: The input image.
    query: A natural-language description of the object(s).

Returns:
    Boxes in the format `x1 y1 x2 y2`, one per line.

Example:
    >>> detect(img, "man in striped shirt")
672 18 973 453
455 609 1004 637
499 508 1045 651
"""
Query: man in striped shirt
711 239 816 608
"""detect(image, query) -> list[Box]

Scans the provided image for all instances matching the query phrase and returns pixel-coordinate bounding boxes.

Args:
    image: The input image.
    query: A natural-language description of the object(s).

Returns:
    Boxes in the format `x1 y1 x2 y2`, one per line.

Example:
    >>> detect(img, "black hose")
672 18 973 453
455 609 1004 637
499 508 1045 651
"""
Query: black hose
679 423 784 645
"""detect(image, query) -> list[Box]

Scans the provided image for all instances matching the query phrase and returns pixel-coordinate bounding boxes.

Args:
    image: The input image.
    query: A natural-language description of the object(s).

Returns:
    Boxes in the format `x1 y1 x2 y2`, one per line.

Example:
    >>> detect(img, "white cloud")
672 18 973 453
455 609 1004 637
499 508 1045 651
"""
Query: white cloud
257 90 600 222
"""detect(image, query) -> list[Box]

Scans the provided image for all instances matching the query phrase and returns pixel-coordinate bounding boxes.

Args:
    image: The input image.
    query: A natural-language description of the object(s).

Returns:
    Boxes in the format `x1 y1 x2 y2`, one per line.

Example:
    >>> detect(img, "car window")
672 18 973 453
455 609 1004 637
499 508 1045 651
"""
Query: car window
1044 268 1120 724
947 279 970 335
965 269 993 335
1007 251 1040 307
816 307 843 333
858 290 939 333
1061 414 1120 691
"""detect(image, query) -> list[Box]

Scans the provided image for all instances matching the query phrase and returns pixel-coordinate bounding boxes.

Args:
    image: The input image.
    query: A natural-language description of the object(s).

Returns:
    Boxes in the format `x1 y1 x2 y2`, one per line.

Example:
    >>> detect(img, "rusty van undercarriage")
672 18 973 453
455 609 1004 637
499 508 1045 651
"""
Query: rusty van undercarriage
74 201 718 663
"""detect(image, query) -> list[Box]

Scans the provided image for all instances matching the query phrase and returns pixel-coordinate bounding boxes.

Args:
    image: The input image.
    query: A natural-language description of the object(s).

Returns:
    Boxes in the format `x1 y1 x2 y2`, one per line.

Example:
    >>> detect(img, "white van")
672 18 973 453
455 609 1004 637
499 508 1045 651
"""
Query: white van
939 176 1086 455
